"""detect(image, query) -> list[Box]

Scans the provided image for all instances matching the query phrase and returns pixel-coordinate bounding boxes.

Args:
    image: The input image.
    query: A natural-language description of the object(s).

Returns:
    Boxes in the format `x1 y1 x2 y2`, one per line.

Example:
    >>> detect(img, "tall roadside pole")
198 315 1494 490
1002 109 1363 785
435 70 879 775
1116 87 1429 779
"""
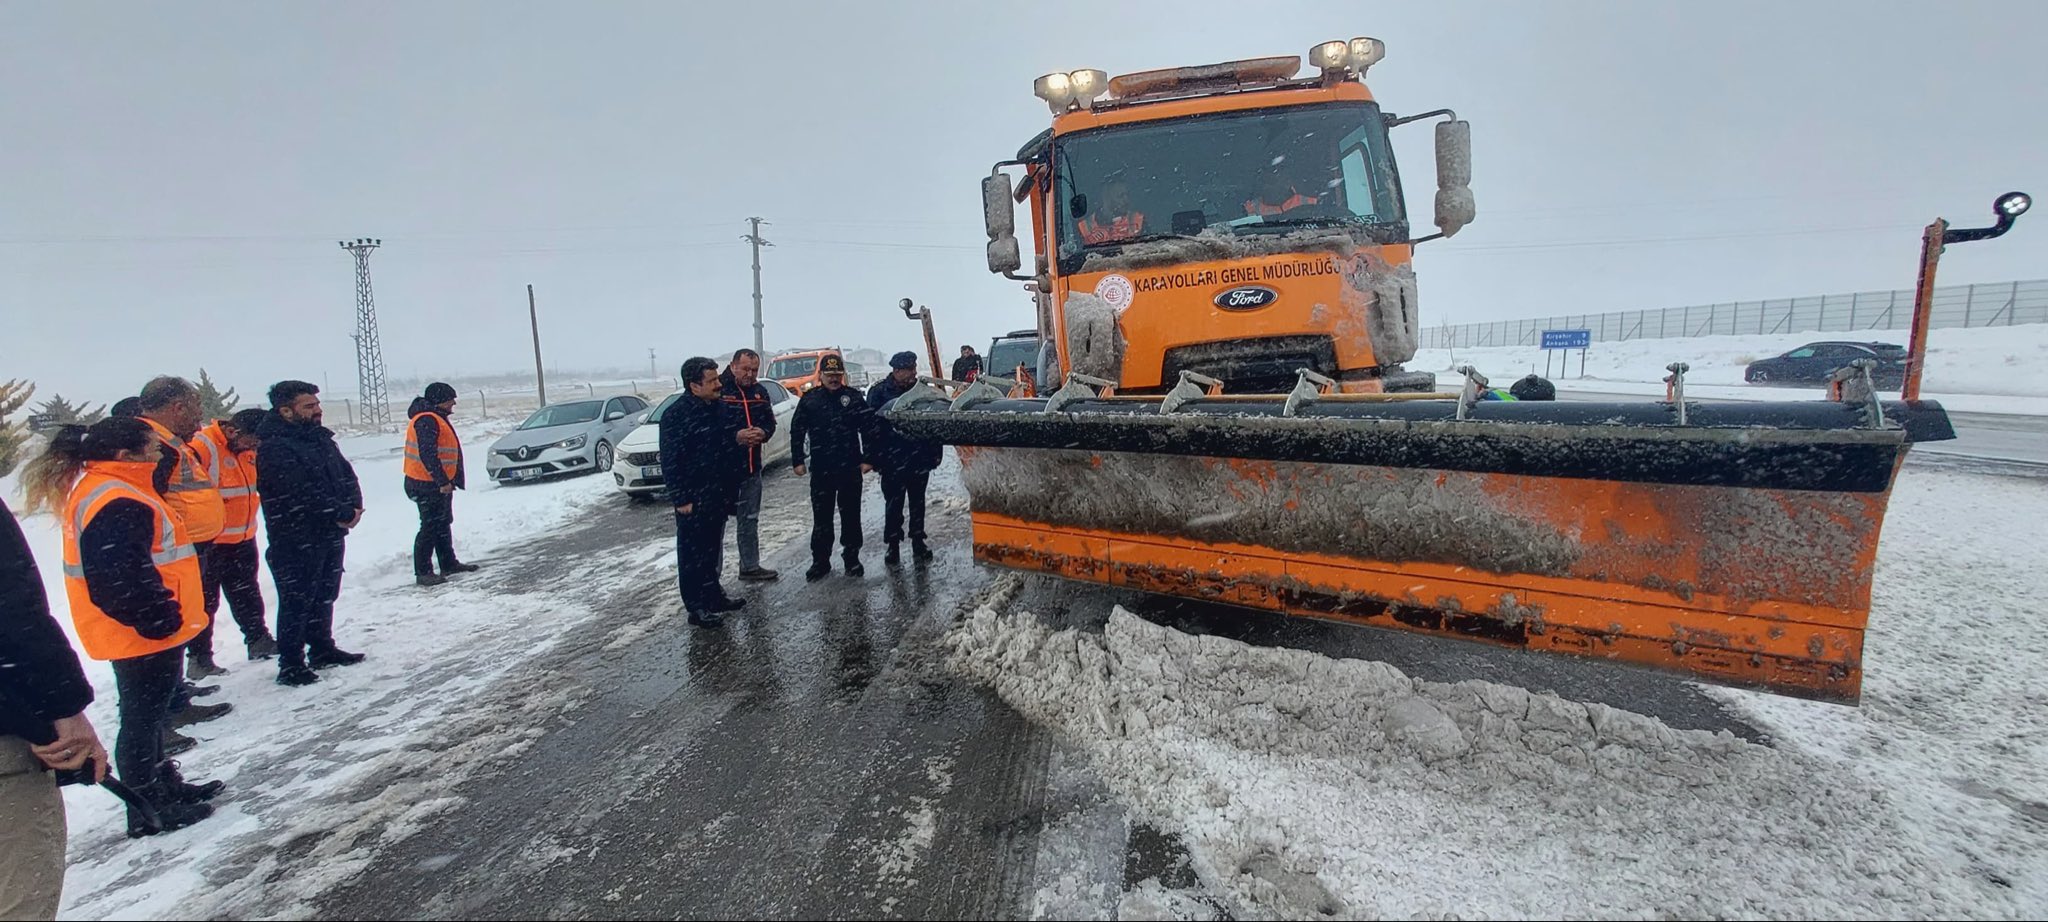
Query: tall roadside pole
529 284 547 407
743 217 772 357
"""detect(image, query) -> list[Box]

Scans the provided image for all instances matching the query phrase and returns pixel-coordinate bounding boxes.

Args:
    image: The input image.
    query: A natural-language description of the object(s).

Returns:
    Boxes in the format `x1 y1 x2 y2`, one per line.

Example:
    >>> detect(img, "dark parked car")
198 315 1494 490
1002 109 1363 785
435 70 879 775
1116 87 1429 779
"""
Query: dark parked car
1744 341 1906 387
986 329 1043 386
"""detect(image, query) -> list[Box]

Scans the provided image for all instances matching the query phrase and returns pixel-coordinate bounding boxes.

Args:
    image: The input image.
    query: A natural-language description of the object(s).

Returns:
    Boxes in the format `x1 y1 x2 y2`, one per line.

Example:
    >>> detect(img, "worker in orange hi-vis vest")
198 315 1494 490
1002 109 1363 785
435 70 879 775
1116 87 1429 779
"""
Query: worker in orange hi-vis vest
18 417 222 839
403 383 478 588
188 408 277 664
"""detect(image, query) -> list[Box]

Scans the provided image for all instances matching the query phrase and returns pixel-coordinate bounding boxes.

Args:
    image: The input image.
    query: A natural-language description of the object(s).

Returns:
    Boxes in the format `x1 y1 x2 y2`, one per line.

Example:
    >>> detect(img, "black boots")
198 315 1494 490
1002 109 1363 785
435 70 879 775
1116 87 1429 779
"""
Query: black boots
309 647 366 669
913 540 934 561
806 561 831 581
885 543 901 566
186 650 227 679
445 562 482 574
128 781 216 839
246 635 279 660
417 573 448 587
687 610 724 628
739 566 780 582
170 701 233 728
277 664 320 686
843 555 865 578
158 760 225 805
161 727 198 757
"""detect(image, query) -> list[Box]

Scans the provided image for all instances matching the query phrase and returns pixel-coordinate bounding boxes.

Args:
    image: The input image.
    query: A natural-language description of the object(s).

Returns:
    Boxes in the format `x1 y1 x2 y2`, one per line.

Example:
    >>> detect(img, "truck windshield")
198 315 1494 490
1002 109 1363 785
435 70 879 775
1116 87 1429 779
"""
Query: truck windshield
1053 101 1404 256
986 337 1040 378
768 356 818 379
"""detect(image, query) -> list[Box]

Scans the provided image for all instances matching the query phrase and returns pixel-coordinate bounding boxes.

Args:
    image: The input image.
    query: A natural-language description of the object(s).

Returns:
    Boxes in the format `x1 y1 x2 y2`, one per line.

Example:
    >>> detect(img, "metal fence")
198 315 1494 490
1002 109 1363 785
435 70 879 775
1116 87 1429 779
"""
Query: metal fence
1419 278 2048 350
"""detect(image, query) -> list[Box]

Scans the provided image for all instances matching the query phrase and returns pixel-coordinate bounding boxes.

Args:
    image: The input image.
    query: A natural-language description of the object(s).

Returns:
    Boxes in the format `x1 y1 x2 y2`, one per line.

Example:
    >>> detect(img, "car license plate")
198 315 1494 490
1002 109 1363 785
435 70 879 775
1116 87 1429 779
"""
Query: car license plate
508 468 539 480
643 466 664 479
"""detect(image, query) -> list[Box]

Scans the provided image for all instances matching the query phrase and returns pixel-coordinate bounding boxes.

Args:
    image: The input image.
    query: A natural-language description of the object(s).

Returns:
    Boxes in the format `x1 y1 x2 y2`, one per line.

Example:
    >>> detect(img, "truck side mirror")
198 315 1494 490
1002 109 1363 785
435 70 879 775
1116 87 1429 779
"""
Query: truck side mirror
983 170 1023 274
1433 119 1475 238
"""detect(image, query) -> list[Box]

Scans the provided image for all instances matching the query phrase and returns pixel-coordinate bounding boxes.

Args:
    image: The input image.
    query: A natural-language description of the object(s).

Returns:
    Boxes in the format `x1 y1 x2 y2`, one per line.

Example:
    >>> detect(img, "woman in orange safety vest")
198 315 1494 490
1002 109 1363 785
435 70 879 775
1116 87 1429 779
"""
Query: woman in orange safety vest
18 417 223 838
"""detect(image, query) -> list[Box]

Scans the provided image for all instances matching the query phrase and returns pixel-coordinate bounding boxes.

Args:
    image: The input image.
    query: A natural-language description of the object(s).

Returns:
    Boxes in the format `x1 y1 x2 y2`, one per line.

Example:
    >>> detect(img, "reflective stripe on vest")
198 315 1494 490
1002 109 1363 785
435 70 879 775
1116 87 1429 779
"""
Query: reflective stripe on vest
1244 192 1318 216
143 419 225 542
1078 212 1145 244
198 424 259 543
60 467 208 661
403 412 462 481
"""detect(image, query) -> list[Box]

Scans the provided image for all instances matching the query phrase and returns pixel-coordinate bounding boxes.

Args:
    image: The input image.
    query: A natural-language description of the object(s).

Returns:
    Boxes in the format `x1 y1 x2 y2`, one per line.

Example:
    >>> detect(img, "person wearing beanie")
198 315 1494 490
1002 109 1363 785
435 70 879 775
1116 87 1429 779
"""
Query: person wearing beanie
403 383 477 587
866 351 942 566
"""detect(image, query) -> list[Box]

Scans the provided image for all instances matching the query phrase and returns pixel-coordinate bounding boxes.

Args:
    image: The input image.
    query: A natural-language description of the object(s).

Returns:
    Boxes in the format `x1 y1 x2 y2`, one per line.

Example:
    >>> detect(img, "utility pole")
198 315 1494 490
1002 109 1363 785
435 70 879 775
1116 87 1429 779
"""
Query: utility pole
339 238 391 429
528 284 547 407
648 347 658 380
743 217 772 357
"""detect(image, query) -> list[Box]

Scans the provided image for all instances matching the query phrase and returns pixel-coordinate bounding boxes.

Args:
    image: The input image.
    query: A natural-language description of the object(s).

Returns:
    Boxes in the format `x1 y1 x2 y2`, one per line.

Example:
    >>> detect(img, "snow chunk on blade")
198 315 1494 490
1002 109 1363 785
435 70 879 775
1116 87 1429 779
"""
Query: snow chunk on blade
948 607 2020 919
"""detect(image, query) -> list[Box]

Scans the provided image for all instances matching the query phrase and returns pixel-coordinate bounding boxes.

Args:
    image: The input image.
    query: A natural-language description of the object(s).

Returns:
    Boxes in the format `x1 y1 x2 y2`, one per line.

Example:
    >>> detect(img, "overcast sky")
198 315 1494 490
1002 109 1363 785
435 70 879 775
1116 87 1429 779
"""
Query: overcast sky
3 1 2043 406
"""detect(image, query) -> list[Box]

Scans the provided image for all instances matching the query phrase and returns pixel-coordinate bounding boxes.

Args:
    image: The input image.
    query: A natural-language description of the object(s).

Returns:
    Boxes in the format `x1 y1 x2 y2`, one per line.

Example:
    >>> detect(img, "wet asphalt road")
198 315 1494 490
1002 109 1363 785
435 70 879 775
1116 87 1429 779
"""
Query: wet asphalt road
308 457 1772 919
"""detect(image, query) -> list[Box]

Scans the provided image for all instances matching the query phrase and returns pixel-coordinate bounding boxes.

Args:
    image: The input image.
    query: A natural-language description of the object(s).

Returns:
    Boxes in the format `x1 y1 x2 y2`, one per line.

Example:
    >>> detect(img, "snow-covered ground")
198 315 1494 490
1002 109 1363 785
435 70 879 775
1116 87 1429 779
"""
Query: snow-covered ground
949 465 2048 919
1411 322 2048 416
0 418 720 919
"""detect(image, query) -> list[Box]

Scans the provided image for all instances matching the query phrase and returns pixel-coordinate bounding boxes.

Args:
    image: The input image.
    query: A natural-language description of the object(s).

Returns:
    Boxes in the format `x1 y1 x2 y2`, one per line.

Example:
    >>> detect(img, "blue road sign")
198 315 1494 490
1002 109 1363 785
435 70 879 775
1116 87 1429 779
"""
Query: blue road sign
1542 329 1591 350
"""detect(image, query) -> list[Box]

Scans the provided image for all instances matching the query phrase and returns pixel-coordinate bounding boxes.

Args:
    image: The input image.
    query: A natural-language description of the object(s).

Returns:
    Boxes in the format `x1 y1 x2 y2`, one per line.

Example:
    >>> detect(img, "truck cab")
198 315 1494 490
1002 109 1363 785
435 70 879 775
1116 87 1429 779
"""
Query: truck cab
982 40 1473 394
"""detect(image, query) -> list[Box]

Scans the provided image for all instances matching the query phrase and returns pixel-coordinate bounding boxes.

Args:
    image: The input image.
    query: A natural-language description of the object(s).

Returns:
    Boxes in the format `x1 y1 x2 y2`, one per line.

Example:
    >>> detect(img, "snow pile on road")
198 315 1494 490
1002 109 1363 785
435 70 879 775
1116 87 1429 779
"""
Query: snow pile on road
1411 322 2048 414
1712 466 2048 911
949 606 2021 918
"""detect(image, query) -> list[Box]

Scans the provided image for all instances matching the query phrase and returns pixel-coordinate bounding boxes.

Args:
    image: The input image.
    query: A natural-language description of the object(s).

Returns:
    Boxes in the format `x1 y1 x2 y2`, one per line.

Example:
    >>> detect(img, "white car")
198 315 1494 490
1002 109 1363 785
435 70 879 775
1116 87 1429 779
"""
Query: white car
612 380 799 498
486 396 653 485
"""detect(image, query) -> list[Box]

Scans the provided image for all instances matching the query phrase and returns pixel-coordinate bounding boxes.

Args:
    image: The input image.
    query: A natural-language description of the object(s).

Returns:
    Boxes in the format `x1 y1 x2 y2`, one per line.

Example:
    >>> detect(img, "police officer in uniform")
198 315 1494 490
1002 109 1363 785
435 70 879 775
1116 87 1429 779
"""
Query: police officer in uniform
866 351 942 566
661 357 745 628
789 353 873 581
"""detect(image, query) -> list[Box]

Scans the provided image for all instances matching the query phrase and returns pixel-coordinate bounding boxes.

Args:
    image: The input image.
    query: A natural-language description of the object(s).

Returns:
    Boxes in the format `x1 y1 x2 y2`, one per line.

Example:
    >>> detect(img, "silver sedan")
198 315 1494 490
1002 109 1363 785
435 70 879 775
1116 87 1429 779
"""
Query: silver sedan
485 396 651 484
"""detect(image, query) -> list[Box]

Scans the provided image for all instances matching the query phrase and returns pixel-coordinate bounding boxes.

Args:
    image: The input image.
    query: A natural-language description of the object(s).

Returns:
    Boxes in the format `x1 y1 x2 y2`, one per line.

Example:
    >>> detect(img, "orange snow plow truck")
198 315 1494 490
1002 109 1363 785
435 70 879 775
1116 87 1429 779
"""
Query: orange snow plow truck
885 38 2012 703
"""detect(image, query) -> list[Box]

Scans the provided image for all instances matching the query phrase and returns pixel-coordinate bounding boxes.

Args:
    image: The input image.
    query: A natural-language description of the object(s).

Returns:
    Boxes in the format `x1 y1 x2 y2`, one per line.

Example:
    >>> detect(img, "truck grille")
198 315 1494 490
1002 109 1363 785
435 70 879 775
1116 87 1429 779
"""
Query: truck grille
1160 335 1338 393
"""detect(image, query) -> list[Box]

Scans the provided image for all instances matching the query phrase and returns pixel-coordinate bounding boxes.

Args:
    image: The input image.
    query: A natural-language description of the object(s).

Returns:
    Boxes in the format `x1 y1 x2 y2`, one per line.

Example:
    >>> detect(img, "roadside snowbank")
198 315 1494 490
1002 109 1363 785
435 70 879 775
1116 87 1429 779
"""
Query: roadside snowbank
951 606 2017 918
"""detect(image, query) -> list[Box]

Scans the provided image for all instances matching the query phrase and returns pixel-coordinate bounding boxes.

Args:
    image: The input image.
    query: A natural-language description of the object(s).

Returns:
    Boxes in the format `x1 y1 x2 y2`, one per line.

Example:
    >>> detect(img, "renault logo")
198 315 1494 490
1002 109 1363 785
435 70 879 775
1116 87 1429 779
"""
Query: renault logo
1214 286 1279 311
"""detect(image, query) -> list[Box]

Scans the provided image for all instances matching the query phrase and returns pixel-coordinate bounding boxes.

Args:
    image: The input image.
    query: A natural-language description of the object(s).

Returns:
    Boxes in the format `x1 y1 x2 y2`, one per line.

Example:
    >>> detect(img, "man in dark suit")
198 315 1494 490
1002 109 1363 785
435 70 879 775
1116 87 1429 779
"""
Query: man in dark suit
660 357 744 628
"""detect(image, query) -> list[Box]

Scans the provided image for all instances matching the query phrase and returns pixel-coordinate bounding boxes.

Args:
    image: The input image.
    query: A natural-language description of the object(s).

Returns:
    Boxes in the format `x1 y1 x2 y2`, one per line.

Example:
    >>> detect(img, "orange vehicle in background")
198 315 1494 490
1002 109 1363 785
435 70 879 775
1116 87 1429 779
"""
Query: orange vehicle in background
766 348 840 395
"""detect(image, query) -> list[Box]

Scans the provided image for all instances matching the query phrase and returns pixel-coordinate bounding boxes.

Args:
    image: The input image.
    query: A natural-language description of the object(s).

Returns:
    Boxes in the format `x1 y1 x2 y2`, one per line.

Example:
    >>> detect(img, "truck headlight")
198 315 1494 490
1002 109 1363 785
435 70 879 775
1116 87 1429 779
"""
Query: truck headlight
1309 40 1350 70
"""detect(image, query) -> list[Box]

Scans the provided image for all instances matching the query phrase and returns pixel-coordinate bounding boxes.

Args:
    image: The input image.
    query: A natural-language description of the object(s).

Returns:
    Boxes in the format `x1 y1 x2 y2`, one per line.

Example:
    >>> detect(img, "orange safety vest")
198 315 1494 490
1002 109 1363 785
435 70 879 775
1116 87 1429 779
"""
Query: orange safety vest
60 461 208 661
1078 211 1145 244
193 422 259 544
141 417 225 543
403 411 462 482
1243 192 1318 216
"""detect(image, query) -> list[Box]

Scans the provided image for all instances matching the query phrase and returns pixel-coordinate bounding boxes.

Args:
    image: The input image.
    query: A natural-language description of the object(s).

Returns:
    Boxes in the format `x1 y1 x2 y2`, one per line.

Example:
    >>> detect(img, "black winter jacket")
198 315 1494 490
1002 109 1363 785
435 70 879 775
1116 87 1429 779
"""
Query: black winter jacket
404 397 467 497
719 371 779 476
255 412 362 545
789 384 873 474
0 498 95 744
865 376 943 474
660 392 738 512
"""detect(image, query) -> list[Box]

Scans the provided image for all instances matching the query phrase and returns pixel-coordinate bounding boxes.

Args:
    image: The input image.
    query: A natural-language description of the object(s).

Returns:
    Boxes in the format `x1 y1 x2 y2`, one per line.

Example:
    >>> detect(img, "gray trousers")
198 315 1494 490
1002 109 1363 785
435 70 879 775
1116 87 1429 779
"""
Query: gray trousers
718 473 766 573
0 737 65 921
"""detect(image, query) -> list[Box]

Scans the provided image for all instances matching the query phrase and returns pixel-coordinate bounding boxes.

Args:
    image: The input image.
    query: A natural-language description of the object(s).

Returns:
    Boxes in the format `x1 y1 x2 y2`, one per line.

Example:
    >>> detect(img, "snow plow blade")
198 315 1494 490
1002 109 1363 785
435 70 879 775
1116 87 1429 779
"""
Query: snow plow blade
888 377 1955 703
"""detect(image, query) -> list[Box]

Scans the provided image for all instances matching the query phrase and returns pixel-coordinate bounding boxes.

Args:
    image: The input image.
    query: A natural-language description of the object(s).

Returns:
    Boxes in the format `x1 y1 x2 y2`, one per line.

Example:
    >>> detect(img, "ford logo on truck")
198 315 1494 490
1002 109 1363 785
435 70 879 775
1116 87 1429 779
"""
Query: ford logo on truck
1214 286 1279 310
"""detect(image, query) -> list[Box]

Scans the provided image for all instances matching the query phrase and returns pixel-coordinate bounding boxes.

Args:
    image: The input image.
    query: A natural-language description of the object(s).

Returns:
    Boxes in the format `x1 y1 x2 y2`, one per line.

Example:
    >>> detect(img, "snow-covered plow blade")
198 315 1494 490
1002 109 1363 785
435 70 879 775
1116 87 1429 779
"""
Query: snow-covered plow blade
889 373 1956 703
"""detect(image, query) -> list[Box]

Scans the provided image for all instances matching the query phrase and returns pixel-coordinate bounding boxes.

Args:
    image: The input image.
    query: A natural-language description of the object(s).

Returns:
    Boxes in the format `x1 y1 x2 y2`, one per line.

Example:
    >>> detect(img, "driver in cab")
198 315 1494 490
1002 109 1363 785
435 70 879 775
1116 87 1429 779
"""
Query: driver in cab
1243 172 1320 217
1077 179 1146 244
